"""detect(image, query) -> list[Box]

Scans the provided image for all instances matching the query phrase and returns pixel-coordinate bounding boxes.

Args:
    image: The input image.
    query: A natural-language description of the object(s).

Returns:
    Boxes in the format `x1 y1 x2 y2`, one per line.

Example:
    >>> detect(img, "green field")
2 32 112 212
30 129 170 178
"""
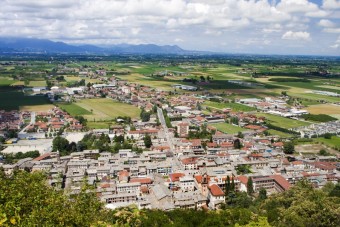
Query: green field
316 136 340 149
87 121 114 129
58 103 92 115
209 122 246 134
267 129 293 138
204 101 256 112
256 113 310 129
29 80 47 87
74 98 141 121
0 89 50 110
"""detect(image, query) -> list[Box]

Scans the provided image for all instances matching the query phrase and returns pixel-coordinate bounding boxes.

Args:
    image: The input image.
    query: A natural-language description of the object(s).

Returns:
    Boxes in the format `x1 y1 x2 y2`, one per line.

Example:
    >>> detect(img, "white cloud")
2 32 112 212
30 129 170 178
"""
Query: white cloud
323 28 340 33
322 0 340 10
0 0 338 55
282 31 311 41
318 19 336 27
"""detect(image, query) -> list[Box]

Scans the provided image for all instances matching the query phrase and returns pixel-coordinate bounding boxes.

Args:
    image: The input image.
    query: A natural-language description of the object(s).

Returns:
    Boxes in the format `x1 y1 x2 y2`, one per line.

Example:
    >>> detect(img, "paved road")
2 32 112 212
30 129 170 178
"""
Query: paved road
157 107 175 152
157 108 182 172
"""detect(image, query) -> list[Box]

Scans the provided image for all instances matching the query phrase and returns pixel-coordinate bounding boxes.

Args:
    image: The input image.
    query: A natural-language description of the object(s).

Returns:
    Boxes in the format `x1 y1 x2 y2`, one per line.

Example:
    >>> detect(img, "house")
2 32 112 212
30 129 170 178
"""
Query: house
208 184 225 209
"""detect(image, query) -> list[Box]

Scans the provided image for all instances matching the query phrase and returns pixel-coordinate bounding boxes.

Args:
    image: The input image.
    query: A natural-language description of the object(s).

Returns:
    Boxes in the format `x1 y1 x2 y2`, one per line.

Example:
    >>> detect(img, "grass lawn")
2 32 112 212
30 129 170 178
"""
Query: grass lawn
204 101 256 112
87 121 114 129
256 113 310 129
0 89 50 110
75 98 141 121
0 78 15 86
209 122 246 134
58 103 92 115
316 136 340 149
29 81 47 87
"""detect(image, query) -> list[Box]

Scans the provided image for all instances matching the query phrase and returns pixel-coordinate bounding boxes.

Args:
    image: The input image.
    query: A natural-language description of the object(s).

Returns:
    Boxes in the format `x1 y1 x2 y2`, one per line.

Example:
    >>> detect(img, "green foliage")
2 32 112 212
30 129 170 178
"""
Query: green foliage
301 114 337 122
1 150 40 164
236 165 252 175
261 180 340 227
140 108 151 122
144 134 152 148
52 136 70 153
283 141 295 154
0 171 110 226
247 177 254 196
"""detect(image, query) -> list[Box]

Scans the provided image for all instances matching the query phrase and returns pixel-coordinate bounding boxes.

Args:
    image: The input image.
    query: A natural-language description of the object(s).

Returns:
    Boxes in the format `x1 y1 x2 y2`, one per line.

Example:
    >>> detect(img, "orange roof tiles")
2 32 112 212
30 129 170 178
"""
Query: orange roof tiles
130 178 153 184
209 184 225 197
169 173 185 182
270 175 291 191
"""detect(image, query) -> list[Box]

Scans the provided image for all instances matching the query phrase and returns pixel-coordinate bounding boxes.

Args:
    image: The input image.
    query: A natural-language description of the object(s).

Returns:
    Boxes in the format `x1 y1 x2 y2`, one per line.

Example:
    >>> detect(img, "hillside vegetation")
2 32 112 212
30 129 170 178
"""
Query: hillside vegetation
0 170 339 227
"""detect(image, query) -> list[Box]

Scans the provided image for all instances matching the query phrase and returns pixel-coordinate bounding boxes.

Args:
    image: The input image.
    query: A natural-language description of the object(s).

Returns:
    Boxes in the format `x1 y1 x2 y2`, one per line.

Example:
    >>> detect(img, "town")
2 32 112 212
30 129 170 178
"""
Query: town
1 56 339 212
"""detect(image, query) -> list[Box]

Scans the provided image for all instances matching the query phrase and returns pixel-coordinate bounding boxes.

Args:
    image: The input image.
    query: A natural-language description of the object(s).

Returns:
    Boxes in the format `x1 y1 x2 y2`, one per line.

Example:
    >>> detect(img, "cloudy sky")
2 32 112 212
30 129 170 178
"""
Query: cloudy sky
1 0 340 55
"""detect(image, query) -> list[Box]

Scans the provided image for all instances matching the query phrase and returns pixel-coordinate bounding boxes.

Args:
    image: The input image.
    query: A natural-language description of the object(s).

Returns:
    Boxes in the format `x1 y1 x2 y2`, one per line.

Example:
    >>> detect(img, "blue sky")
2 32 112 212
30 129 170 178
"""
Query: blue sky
0 0 339 55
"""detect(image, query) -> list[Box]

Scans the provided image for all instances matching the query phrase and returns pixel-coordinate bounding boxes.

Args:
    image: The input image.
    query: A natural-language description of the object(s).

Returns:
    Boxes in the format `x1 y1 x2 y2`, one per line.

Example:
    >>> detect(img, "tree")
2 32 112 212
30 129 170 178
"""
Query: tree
225 176 231 201
237 131 244 139
258 188 267 201
324 133 332 139
234 139 242 149
283 141 295 154
247 177 254 196
140 108 151 122
144 134 152 148
52 136 69 153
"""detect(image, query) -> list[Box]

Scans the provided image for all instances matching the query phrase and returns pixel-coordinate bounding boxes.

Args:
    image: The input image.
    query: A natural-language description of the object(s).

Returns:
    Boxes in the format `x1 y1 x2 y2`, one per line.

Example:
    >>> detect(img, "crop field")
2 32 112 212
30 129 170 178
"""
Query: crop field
74 98 141 121
0 78 15 86
29 80 47 87
204 101 256 112
20 104 55 112
58 103 92 116
256 113 310 129
87 121 115 129
209 123 246 134
305 104 340 119
0 89 50 110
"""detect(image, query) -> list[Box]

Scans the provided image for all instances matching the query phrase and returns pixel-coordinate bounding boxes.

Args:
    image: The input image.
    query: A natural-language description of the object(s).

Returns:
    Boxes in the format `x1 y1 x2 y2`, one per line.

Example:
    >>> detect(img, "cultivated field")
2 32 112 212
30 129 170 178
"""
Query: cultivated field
58 103 92 115
20 104 55 112
0 89 50 111
306 104 340 120
74 98 141 121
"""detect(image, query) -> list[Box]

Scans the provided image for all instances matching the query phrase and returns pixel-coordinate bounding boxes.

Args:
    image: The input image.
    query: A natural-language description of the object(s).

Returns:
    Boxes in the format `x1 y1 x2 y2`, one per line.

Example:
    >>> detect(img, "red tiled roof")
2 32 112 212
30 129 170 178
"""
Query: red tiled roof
273 142 284 147
169 173 185 182
237 175 248 184
270 175 291 191
209 184 225 197
130 178 153 184
181 157 198 165
33 153 50 161
195 175 203 183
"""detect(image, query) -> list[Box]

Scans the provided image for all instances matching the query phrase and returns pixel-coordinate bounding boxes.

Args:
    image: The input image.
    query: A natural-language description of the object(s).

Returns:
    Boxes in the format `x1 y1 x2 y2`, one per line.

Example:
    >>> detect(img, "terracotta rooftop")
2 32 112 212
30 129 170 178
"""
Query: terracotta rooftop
270 175 291 191
209 184 225 197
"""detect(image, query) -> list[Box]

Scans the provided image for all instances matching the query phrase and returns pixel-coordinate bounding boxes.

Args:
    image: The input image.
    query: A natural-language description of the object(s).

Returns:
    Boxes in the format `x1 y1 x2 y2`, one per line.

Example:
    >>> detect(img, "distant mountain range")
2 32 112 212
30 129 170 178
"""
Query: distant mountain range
0 37 202 55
